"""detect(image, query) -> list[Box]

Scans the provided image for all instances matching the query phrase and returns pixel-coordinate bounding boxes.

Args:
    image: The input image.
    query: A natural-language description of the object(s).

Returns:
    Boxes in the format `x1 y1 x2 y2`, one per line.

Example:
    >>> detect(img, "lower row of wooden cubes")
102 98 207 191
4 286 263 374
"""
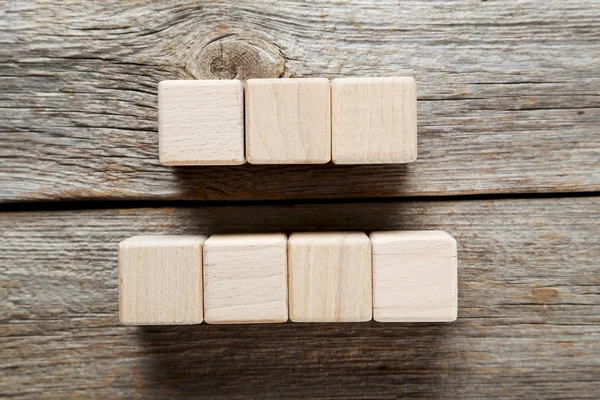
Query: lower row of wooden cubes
119 231 457 325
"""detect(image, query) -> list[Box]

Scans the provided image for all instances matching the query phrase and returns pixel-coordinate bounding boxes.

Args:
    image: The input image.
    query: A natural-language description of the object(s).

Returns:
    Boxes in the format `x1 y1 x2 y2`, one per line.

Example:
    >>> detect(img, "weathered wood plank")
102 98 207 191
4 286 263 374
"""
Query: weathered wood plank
1 0 599 201
1 197 599 398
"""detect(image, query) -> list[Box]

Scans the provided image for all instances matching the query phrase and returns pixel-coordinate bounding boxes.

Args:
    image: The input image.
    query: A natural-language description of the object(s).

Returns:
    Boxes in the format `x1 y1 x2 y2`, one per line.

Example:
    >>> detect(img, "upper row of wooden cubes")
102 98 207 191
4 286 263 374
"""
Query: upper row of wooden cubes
158 77 417 165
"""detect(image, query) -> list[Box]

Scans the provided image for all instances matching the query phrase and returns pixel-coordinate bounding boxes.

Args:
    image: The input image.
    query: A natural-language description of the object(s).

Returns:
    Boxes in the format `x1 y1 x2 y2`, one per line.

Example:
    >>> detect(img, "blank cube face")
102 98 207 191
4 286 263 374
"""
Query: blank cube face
371 231 457 322
203 234 288 324
331 77 417 164
158 80 245 166
245 78 331 164
119 235 207 325
288 232 372 322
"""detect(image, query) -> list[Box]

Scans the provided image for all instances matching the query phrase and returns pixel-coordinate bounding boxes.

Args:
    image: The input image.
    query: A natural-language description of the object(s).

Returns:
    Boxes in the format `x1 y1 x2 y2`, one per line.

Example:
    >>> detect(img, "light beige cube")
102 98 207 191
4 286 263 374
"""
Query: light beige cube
245 78 331 164
371 231 457 322
119 235 207 325
203 234 288 324
288 232 372 322
331 77 417 164
158 80 245 166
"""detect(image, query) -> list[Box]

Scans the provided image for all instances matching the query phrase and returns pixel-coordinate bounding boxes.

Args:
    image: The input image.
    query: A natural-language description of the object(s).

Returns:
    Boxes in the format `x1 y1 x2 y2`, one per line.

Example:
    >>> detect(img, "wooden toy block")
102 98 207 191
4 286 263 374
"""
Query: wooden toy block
288 232 372 322
370 231 457 322
203 234 288 324
158 80 245 166
245 78 331 164
119 235 207 325
331 77 417 164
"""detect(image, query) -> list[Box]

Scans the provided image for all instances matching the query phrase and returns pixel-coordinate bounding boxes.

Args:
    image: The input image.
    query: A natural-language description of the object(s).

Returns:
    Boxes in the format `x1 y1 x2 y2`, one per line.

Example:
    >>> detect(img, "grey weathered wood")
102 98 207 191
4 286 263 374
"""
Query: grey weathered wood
1 0 600 201
1 197 599 398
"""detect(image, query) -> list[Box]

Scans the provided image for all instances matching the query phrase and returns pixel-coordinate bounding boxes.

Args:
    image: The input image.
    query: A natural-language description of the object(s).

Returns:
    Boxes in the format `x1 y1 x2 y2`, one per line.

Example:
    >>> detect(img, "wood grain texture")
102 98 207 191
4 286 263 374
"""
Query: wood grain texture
288 232 372 322
332 77 417 164
2 0 600 201
371 231 457 322
246 78 331 164
1 197 599 398
158 80 245 165
119 235 206 325
203 234 288 324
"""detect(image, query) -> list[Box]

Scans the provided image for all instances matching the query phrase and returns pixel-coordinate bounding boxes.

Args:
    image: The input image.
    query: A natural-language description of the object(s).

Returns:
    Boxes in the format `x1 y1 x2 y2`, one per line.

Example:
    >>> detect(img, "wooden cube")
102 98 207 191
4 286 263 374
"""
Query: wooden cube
331 77 417 164
245 78 331 164
288 232 372 322
158 80 245 165
371 231 457 322
203 234 288 324
119 235 207 325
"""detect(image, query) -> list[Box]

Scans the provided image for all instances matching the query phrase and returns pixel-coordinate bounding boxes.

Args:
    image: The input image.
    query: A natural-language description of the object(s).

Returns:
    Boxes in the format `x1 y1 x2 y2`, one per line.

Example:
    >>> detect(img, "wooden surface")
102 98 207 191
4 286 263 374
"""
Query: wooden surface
288 232 372 322
119 236 206 325
371 231 457 322
2 0 600 201
246 78 331 164
203 234 289 324
1 0 599 398
158 80 245 165
1 198 599 398
332 77 418 164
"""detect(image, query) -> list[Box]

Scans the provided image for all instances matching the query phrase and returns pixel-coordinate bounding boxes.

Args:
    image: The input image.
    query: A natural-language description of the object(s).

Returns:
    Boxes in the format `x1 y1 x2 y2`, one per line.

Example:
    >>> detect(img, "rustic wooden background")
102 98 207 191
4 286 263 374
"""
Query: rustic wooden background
1 0 599 398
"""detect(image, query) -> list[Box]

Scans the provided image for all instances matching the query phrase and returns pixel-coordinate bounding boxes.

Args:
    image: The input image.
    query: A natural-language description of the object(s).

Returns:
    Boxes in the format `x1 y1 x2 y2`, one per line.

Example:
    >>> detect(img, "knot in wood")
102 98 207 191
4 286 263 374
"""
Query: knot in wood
188 34 284 81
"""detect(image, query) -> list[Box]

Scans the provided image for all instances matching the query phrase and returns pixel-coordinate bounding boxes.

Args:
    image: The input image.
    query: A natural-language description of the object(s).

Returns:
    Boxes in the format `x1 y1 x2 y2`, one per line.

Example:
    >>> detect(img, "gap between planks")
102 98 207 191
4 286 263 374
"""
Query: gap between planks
2 190 599 213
